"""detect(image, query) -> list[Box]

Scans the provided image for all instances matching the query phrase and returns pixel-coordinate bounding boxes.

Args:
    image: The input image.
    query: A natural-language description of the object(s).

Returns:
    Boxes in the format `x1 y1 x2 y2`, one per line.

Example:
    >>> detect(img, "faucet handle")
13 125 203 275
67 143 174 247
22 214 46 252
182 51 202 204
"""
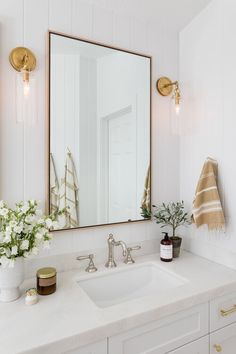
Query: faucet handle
76 254 97 273
124 245 141 264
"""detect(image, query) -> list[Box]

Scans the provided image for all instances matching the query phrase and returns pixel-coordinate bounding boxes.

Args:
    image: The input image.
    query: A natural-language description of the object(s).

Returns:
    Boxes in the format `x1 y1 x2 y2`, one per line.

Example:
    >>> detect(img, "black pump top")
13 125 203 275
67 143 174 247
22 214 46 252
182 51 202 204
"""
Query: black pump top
162 232 169 240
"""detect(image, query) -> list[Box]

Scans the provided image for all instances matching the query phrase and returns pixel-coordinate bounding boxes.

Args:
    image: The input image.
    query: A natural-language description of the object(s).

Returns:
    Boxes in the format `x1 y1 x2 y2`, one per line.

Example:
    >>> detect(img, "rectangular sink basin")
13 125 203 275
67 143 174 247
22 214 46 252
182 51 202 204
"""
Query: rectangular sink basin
77 262 187 308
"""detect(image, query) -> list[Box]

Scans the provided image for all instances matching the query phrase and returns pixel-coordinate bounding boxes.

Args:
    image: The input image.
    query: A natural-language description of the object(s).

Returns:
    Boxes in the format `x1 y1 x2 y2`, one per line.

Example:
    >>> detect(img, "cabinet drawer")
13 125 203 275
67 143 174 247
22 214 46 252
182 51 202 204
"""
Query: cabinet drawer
109 303 208 354
210 290 236 331
63 339 107 354
167 336 209 354
210 321 236 354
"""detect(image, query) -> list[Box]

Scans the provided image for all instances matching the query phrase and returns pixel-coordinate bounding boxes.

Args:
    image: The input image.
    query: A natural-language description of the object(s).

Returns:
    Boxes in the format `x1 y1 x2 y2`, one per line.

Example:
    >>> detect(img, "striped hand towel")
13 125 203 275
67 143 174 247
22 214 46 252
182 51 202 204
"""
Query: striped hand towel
192 157 225 230
59 152 79 228
141 165 151 213
50 153 59 214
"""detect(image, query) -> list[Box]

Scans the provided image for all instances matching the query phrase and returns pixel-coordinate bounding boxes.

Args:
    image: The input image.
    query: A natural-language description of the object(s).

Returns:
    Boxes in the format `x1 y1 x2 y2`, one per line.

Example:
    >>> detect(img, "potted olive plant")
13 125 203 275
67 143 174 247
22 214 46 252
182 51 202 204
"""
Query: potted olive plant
152 201 190 258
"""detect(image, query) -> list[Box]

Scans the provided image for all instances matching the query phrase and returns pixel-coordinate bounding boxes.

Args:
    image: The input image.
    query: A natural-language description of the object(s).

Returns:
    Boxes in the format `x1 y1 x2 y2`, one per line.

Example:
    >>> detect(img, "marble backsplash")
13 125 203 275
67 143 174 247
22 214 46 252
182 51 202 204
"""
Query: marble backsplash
24 238 160 279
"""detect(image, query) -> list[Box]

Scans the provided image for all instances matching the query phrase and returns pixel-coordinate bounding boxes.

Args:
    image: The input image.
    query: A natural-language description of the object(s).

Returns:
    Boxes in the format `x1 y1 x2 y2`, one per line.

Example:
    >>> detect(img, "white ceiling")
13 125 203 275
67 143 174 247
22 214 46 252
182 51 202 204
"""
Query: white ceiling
101 0 213 32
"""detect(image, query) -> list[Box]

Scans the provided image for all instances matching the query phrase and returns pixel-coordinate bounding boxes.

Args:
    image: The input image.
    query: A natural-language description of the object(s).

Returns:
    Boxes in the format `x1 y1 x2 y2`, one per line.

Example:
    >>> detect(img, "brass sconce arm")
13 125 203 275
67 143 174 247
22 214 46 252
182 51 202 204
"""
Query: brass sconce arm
162 80 178 89
156 76 181 114
156 77 179 97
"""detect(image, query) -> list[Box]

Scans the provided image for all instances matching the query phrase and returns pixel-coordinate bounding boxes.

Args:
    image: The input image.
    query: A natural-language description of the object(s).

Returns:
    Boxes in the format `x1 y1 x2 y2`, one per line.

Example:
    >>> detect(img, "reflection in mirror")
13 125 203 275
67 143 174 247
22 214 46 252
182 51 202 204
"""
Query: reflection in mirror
49 32 151 230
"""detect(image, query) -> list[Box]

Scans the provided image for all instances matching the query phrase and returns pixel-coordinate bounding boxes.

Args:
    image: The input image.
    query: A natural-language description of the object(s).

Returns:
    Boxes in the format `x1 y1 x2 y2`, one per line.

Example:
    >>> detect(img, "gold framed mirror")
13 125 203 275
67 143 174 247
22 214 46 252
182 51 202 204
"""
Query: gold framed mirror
48 31 151 231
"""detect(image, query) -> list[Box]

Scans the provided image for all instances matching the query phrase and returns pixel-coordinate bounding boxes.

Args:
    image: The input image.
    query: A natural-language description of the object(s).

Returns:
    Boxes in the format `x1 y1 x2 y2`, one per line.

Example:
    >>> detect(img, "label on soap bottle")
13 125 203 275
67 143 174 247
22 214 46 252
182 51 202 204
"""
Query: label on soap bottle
160 244 173 260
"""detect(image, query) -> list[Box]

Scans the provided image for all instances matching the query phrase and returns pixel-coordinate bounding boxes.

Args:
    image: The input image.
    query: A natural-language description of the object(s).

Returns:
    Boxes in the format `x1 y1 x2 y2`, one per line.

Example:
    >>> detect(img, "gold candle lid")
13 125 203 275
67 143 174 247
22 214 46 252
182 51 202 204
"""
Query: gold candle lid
37 267 56 279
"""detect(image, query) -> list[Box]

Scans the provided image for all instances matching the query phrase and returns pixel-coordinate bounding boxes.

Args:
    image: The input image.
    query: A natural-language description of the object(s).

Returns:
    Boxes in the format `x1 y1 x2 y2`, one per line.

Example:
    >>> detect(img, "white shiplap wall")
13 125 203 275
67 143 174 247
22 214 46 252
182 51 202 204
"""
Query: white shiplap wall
180 0 236 269
0 0 179 261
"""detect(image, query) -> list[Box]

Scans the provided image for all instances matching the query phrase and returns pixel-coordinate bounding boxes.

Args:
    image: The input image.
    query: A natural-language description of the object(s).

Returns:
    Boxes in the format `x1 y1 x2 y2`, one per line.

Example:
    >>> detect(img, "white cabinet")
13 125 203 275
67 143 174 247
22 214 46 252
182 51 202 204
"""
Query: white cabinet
210 290 236 331
167 337 209 354
51 291 236 354
108 303 208 354
64 339 107 354
210 322 236 354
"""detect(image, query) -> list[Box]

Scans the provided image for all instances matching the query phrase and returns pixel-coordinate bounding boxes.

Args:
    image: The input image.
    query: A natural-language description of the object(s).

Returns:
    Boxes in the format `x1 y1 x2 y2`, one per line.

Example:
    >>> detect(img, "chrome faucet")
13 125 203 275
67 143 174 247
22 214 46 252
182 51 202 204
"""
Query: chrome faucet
124 245 141 264
76 254 97 273
105 234 128 268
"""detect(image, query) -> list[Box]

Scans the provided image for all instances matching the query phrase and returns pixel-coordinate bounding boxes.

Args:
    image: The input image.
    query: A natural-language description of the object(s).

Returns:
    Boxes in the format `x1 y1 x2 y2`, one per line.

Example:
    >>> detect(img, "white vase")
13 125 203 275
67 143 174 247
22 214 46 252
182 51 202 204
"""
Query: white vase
0 257 24 302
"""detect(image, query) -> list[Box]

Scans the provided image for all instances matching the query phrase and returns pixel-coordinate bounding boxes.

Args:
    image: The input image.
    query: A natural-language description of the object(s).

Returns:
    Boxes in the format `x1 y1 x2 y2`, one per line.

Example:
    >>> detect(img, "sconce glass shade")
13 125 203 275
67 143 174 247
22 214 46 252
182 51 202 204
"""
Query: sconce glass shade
170 98 181 135
16 70 37 125
173 82 181 115
172 95 180 115
156 76 181 116
175 103 180 115
9 47 37 125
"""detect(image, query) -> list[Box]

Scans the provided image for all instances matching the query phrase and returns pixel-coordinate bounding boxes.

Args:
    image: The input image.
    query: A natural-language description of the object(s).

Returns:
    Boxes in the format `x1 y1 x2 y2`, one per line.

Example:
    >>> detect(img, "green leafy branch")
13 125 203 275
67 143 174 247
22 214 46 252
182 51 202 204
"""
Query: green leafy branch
152 201 190 237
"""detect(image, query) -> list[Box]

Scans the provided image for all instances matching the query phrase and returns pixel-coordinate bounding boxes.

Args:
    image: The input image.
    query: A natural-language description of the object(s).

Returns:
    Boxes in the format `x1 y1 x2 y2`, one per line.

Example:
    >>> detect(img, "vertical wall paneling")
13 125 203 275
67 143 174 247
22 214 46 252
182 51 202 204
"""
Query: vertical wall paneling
93 6 114 44
71 0 93 39
0 0 179 260
130 18 148 53
49 0 72 34
180 0 236 269
0 0 24 205
221 0 236 230
113 14 131 49
23 0 49 201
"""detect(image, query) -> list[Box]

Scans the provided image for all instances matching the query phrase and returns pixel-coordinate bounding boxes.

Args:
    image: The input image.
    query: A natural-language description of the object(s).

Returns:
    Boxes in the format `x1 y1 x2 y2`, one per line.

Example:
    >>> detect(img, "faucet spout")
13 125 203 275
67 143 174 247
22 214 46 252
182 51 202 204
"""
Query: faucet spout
117 241 128 257
105 234 128 268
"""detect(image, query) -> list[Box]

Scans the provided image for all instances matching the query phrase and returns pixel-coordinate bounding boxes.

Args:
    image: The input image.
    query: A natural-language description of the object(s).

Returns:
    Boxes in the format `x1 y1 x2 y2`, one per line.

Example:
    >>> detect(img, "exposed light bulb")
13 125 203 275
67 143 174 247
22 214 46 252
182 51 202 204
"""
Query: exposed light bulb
22 70 30 97
23 80 30 97
175 103 180 115
16 69 37 125
174 82 181 116
172 94 180 115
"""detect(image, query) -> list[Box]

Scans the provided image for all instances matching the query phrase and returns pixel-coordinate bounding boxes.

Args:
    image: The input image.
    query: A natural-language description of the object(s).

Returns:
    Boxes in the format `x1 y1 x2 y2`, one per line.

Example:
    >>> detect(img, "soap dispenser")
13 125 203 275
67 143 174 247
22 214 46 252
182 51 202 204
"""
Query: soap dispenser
160 232 173 262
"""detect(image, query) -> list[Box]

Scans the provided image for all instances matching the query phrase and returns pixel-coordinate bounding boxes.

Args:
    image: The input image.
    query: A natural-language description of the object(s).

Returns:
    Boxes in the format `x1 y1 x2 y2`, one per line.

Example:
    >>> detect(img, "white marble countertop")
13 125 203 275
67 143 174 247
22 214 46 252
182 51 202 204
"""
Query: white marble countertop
1 251 236 354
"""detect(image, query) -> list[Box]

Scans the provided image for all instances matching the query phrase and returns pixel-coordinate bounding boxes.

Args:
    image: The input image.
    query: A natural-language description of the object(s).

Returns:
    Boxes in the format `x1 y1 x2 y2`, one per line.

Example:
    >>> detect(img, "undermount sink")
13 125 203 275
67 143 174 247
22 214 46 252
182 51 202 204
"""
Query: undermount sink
77 262 187 308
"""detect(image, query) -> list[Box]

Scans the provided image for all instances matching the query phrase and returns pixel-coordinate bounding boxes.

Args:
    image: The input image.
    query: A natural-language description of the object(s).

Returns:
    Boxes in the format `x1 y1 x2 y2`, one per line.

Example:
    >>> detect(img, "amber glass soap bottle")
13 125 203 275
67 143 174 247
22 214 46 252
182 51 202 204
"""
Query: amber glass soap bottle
160 232 173 262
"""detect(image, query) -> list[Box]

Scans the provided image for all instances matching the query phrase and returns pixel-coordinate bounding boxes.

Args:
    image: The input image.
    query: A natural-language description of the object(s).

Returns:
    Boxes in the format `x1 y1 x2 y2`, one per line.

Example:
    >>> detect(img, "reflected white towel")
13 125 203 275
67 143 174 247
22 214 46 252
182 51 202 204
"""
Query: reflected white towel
59 152 79 228
50 153 59 214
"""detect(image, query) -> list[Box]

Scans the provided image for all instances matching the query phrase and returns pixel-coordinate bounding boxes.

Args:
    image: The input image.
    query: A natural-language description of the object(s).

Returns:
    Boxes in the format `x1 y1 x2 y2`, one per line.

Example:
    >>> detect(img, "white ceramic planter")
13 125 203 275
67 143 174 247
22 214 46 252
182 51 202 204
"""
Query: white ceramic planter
0 257 24 302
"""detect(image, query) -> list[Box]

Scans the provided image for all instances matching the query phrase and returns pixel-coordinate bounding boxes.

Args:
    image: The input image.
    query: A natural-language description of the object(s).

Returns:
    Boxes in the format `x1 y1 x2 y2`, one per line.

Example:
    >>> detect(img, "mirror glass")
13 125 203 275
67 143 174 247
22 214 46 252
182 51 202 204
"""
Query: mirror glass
49 32 151 230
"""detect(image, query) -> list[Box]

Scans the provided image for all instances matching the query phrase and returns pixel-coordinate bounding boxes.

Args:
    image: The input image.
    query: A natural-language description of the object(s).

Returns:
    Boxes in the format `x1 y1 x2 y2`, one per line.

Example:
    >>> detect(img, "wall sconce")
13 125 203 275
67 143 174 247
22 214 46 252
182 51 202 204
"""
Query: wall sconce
9 47 37 124
156 77 181 115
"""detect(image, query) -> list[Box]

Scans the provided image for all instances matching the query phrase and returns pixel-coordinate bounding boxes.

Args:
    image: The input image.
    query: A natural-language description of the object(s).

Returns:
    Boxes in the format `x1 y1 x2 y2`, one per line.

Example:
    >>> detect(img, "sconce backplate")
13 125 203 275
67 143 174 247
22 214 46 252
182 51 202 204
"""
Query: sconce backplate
156 77 173 96
9 47 36 72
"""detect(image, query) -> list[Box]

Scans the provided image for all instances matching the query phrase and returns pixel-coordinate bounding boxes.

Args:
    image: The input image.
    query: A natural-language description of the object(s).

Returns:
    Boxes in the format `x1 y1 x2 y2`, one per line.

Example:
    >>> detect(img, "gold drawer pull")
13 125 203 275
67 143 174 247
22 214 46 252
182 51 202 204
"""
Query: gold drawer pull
220 304 236 317
213 344 222 352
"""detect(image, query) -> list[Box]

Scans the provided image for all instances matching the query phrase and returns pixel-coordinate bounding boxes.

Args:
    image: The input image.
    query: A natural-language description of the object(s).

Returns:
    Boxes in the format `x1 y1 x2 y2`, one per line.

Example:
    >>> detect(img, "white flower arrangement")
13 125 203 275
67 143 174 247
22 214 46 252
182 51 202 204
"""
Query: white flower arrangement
0 200 62 268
